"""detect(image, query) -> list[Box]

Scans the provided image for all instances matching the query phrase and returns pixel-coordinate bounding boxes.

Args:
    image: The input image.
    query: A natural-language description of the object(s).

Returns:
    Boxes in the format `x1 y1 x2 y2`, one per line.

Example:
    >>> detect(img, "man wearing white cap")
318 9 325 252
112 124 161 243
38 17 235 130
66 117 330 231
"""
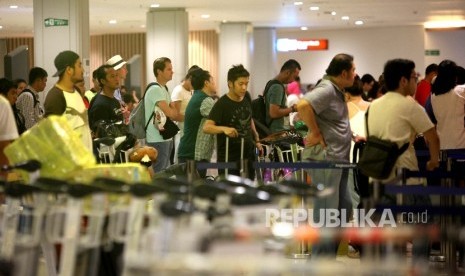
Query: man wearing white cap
106 54 128 103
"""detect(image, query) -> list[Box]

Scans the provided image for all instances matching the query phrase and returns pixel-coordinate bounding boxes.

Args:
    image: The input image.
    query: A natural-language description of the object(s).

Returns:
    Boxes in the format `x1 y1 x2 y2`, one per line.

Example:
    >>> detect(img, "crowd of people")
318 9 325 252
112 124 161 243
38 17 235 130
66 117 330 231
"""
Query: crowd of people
1 51 465 266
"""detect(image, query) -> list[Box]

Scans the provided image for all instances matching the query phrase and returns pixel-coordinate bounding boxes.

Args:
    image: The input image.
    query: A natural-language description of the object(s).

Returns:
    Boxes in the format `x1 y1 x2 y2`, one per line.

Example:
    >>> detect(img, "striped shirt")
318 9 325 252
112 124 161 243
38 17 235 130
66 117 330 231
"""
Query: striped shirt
16 86 43 129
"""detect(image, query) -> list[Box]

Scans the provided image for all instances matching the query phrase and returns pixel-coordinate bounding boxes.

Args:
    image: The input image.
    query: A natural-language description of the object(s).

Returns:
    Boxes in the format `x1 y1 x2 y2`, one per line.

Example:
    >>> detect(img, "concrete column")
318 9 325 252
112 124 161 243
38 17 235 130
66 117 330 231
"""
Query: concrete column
33 0 90 102
218 22 253 95
251 27 278 99
146 8 188 91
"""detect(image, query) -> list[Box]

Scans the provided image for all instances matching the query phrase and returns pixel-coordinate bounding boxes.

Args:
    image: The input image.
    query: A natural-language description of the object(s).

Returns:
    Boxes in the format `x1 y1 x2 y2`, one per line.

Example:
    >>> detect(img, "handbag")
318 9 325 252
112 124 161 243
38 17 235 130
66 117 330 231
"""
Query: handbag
159 117 180 140
357 107 409 179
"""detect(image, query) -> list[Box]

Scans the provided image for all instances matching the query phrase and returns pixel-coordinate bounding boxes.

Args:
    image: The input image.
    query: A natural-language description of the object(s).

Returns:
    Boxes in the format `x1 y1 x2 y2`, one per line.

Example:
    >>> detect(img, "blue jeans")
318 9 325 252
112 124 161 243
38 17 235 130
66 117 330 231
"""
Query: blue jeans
148 140 173 173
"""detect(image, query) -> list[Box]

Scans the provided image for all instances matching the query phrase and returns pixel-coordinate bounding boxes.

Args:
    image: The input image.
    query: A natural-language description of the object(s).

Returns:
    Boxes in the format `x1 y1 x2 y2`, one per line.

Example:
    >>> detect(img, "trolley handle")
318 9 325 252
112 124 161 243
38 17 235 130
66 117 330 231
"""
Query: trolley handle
1 159 41 173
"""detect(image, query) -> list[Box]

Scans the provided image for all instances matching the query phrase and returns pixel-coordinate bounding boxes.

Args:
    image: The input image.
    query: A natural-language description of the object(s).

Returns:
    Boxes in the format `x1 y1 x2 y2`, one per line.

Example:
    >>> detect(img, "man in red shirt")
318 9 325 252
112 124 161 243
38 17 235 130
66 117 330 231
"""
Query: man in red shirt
414 63 438 106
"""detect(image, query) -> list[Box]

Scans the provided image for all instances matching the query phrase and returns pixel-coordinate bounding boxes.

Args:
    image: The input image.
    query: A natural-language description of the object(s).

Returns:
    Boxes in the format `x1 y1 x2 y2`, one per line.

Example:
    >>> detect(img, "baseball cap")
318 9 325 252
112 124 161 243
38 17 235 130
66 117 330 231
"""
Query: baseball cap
106 55 127 70
53 50 80 77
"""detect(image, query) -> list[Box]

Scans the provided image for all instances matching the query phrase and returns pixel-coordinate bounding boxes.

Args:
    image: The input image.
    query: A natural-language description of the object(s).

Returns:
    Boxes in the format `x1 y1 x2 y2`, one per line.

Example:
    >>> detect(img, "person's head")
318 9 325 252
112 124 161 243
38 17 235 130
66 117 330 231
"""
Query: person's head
383 59 416 96
106 54 128 81
227 64 250 98
361 73 375 92
431 59 457 96
91 69 100 90
345 75 363 97
53 51 83 84
279 59 301 84
14 78 27 94
0 78 17 105
120 85 127 94
122 93 136 111
153 57 173 83
424 63 438 82
96 64 120 92
28 67 48 92
191 69 215 95
325 53 356 88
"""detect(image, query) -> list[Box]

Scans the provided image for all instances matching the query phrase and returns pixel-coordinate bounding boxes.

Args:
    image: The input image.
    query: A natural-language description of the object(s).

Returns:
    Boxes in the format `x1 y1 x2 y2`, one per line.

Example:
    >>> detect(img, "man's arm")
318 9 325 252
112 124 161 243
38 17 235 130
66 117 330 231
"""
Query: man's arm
296 98 326 148
156 100 179 120
269 104 294 119
203 119 238 137
170 101 184 122
422 127 440 171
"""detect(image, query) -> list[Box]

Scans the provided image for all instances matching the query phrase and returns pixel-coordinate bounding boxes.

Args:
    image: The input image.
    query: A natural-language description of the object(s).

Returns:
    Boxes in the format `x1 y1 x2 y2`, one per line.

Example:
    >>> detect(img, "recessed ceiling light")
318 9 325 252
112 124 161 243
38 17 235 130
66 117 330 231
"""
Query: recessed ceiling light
9 5 18 9
331 11 337 16
310 6 319 11
294 1 303 5
355 20 364 25
109 19 117 24
201 14 210 19
341 16 350 20
140 24 146 28
301 26 308 31
222 20 228 23
0 26 3 29
150 4 160 8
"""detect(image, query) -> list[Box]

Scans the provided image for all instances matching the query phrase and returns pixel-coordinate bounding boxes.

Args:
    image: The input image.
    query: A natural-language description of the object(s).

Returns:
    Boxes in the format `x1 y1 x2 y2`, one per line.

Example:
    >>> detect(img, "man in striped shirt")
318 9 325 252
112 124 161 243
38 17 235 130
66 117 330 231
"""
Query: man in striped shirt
16 67 48 129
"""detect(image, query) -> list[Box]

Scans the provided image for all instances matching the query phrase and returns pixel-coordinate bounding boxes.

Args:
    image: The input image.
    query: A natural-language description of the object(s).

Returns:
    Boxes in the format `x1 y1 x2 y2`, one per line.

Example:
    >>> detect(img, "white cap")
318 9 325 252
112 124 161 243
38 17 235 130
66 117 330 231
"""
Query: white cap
106 54 127 70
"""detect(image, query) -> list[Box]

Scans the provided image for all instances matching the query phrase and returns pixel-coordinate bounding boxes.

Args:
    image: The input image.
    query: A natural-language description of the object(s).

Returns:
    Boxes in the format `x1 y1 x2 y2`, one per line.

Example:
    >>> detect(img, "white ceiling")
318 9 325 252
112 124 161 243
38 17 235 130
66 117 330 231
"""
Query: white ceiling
0 0 465 37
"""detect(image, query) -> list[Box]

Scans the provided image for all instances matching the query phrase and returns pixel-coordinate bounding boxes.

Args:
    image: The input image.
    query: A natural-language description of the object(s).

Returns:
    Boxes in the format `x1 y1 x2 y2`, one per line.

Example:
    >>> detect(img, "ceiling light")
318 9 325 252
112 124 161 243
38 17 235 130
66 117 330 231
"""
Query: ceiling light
150 4 160 8
341 16 350 20
109 20 117 24
355 20 364 25
9 5 18 9
201 14 210 19
301 26 308 31
331 11 337 16
294 1 303 5
424 20 465 29
0 26 3 29
140 24 146 28
310 6 319 11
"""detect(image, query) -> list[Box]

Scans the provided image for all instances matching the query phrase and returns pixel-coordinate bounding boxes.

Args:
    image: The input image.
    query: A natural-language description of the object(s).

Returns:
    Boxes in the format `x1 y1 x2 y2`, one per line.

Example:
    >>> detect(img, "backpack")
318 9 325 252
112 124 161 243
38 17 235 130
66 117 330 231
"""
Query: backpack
251 79 284 139
128 82 160 139
20 89 40 107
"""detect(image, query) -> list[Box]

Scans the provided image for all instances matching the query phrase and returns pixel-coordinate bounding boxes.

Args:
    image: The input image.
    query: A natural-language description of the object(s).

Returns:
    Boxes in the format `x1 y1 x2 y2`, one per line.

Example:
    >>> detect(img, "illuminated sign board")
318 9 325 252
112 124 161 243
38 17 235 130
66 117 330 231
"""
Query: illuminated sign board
277 38 328 52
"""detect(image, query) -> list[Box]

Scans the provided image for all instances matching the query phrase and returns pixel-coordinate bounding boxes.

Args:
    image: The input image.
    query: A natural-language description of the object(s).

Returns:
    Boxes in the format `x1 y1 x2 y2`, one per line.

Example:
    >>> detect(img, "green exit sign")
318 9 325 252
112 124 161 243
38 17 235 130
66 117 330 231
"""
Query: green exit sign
425 49 440 56
44 18 69 27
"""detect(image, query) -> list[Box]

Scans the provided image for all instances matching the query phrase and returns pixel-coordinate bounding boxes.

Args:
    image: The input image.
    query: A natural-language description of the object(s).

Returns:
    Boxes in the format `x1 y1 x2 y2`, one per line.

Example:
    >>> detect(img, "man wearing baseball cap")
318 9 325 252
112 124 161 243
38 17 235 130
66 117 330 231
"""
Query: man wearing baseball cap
44 50 92 151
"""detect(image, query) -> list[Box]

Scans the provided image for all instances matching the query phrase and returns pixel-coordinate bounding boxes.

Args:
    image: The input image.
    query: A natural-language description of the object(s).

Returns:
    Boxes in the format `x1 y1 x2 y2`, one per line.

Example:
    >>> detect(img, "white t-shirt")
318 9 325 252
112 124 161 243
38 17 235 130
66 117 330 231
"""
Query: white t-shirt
171 83 192 136
63 90 93 151
368 92 434 184
431 84 465 150
0 95 19 141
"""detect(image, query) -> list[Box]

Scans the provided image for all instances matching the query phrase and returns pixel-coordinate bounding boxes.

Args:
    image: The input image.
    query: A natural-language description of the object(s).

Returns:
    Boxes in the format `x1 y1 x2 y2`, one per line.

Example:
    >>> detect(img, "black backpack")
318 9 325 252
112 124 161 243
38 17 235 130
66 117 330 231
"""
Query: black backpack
252 79 284 139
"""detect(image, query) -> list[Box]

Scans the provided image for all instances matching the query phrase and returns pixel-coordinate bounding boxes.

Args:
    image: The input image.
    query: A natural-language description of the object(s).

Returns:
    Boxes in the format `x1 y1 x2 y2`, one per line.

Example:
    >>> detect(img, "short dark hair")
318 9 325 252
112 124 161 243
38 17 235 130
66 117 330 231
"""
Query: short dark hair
96 64 114 87
122 93 135 104
184 65 201 80
280 59 301 73
29 67 48 84
457 66 465 85
0 78 15 97
361 74 375 84
227 64 250 83
425 63 438 75
153 57 171 77
383 59 415 91
92 68 99 79
191 69 212 90
14 78 27 88
432 59 457 96
325 53 354 77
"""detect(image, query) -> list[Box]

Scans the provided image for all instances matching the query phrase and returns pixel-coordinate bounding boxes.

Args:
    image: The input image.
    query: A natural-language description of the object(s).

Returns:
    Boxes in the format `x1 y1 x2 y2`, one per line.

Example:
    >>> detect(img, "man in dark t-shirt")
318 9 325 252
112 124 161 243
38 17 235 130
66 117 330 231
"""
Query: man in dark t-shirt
203 64 261 180
88 65 123 134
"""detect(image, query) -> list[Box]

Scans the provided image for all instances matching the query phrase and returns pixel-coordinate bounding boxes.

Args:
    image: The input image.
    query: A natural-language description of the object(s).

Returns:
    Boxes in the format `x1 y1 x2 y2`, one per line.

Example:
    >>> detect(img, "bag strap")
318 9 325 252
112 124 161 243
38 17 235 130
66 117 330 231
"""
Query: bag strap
263 79 285 126
365 106 409 154
143 82 159 131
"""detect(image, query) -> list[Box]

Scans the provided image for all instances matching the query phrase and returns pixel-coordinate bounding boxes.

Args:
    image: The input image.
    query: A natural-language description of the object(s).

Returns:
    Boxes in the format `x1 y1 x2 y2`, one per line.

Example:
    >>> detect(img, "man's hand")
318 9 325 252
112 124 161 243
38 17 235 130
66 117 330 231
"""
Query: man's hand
426 159 440 171
223 127 238 138
305 131 326 148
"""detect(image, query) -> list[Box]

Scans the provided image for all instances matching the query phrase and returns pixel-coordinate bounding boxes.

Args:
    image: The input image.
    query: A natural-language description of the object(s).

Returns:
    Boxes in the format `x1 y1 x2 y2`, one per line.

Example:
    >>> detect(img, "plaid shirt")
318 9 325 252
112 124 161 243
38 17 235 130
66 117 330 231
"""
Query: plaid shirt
194 97 215 161
16 87 43 129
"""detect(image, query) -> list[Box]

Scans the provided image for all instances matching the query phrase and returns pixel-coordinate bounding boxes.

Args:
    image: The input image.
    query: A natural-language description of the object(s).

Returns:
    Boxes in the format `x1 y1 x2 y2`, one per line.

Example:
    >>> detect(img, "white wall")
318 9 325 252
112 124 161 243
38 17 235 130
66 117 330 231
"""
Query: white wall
424 29 465 68
276 26 425 85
